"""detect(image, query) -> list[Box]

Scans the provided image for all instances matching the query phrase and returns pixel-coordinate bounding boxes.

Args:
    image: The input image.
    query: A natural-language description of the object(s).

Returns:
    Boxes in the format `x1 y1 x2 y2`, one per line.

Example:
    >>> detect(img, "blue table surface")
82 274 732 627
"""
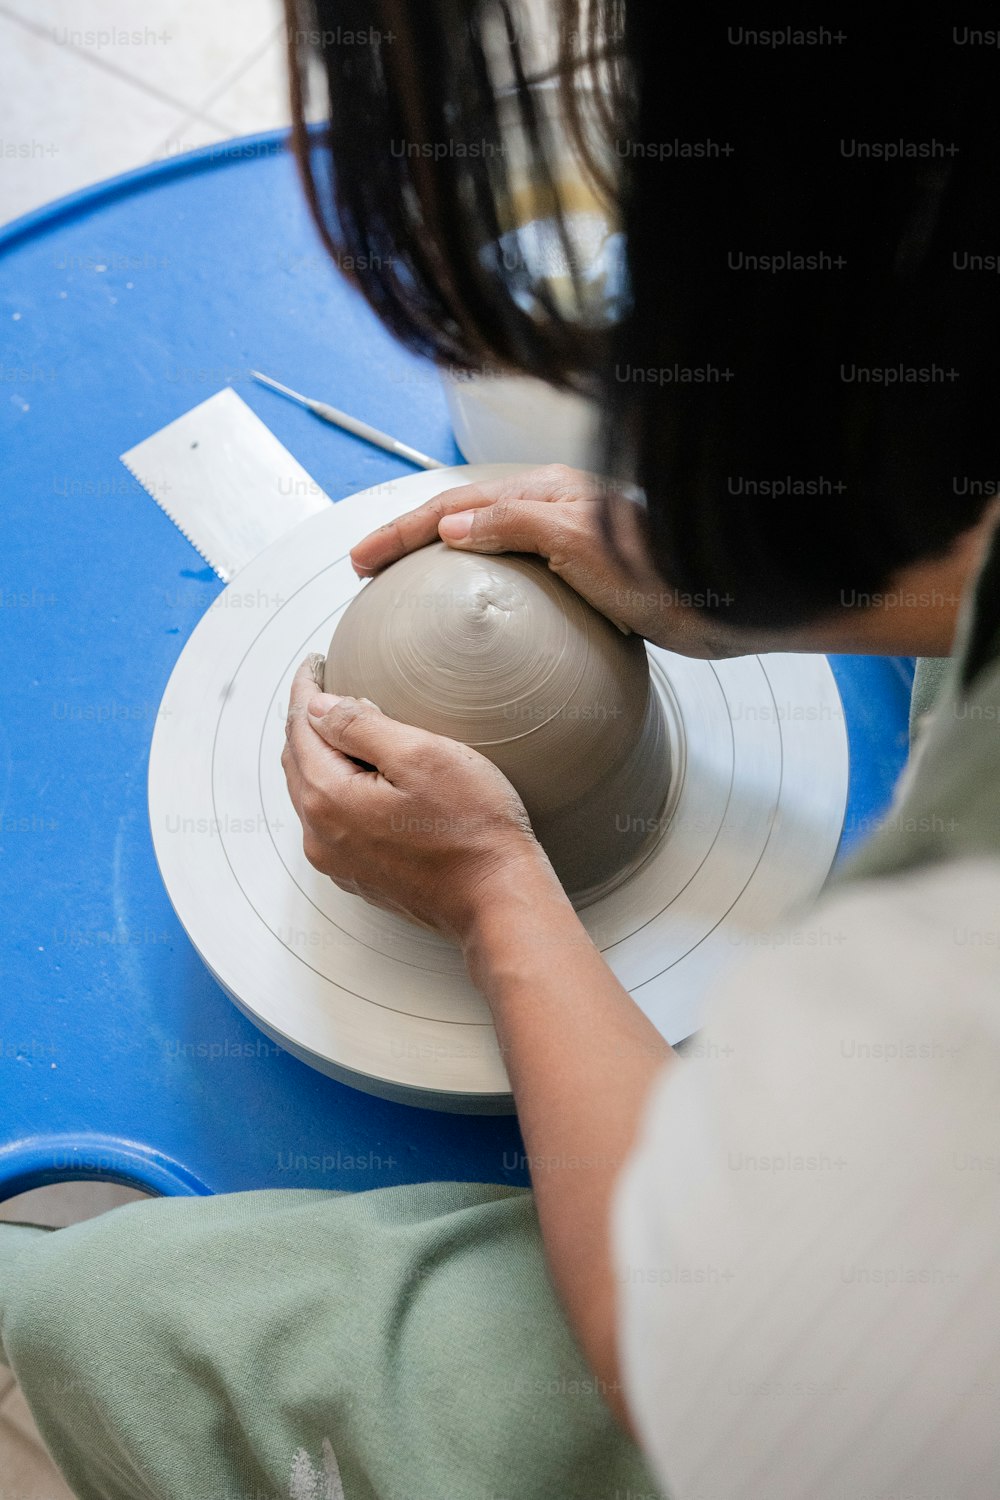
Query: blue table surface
0 132 914 1201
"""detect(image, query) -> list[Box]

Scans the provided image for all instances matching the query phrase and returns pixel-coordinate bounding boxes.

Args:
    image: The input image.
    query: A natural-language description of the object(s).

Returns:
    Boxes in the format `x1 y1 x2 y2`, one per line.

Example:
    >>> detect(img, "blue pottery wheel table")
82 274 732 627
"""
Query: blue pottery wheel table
0 132 914 1201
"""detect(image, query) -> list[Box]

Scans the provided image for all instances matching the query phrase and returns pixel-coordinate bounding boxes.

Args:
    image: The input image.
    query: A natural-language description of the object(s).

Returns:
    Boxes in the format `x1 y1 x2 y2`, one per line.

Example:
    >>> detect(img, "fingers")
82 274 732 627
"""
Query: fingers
295 652 325 698
436 496 589 564
285 655 442 793
284 657 361 788
285 654 327 751
350 486 499 576
305 694 442 784
349 464 593 576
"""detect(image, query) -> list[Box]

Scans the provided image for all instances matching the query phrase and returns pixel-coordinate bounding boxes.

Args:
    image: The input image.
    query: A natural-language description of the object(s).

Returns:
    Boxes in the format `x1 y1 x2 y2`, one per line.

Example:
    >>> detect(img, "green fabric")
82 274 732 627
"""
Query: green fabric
908 655 950 742
0 1223 48 1357
0 1183 658 1500
839 519 1000 886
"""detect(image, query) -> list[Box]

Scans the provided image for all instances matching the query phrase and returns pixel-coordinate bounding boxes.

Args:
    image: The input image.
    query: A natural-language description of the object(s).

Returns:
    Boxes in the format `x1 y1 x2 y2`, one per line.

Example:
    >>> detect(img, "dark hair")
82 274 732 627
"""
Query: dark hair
284 7 1000 628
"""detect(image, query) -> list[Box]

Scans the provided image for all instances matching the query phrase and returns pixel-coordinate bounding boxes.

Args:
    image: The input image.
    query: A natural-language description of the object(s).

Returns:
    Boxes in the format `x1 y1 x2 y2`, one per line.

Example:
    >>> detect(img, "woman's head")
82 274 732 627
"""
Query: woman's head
284 4 1000 631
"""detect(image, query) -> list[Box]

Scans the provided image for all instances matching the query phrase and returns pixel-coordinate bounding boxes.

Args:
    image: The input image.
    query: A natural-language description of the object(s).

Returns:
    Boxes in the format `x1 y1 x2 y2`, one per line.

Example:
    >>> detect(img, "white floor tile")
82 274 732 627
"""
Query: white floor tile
149 112 236 166
151 21 292 162
208 26 291 136
0 0 285 116
0 15 187 222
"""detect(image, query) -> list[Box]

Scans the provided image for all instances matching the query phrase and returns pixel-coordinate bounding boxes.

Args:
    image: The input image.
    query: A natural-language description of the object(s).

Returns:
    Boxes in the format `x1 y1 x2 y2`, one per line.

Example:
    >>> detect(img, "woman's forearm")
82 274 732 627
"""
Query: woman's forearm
463 861 673 1427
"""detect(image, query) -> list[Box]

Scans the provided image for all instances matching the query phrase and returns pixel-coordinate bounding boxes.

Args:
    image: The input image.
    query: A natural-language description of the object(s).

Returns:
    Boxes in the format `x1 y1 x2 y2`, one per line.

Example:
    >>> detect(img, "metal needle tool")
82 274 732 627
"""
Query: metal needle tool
251 370 446 470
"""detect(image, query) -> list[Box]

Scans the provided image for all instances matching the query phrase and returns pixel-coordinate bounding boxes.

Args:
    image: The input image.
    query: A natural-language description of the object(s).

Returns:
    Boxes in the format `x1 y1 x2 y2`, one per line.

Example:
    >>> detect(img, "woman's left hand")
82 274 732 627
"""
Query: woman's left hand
281 655 554 943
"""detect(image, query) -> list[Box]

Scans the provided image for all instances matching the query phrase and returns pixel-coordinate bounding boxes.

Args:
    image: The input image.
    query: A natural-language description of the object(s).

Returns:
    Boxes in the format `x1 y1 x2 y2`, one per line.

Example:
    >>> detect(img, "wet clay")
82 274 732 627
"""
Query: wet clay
325 543 670 902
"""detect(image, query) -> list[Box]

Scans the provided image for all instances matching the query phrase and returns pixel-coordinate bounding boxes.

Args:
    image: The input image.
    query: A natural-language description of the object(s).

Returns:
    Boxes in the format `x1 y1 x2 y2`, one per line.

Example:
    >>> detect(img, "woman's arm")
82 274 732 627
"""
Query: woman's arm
282 660 671 1429
462 860 673 1429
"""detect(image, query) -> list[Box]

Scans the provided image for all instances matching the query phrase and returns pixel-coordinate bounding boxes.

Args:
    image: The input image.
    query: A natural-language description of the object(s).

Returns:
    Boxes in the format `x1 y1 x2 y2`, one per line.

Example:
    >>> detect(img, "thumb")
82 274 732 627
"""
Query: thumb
438 499 564 559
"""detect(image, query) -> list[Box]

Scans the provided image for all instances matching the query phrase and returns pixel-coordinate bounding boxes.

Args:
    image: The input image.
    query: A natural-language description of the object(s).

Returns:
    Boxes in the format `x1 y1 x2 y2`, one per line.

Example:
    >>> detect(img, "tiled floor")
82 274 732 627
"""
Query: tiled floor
1 7 290 1488
0 0 292 225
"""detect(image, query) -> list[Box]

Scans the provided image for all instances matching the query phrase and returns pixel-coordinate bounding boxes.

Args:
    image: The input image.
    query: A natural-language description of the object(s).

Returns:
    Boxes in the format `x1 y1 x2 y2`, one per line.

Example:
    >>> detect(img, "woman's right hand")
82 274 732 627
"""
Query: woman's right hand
350 464 740 659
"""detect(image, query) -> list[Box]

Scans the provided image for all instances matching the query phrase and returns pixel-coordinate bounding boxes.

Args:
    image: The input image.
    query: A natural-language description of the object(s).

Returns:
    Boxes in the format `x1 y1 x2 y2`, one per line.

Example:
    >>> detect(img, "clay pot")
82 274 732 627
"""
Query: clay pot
325 543 670 902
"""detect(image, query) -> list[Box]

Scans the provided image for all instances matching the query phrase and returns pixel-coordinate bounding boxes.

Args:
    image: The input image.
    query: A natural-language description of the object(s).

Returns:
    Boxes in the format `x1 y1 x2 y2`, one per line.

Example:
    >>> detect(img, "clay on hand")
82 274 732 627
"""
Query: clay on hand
324 542 670 903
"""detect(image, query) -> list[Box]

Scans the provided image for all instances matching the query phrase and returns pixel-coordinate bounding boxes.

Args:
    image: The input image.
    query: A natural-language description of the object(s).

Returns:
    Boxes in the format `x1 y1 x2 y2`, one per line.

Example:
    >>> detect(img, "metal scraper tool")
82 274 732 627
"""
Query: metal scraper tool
120 387 333 581
251 370 446 470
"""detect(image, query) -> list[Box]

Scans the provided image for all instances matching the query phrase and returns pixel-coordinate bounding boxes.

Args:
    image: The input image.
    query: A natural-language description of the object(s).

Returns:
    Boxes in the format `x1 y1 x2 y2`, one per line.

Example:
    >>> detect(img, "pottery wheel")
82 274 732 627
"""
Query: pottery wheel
149 463 848 1112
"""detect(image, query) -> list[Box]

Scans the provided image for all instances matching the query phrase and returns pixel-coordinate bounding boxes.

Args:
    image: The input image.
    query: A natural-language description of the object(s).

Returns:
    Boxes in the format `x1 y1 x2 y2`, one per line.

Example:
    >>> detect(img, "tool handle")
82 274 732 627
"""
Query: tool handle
310 401 445 470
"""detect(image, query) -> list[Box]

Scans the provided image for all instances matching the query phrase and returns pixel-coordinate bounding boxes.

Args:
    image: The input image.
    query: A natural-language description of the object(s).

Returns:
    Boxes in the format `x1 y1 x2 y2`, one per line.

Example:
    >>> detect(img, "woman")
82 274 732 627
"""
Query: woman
3 7 999 1498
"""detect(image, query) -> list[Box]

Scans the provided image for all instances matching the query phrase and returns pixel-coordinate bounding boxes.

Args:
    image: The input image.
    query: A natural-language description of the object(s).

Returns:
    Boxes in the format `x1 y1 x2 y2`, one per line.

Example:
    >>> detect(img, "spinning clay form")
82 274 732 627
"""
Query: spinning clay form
324 542 671 902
